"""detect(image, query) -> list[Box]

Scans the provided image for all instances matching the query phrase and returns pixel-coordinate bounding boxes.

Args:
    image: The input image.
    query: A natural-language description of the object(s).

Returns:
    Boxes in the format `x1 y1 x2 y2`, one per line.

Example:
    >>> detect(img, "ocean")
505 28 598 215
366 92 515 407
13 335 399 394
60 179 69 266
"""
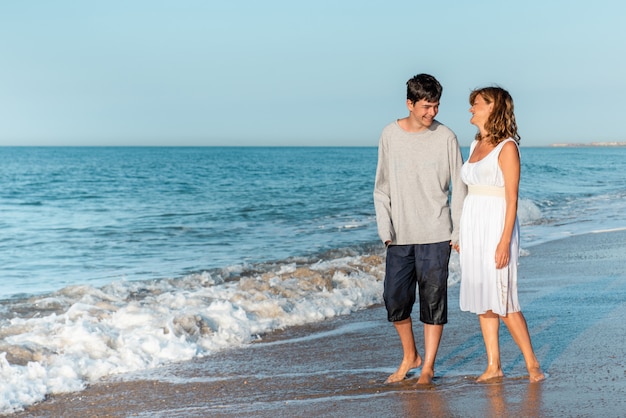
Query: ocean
1 145 625 413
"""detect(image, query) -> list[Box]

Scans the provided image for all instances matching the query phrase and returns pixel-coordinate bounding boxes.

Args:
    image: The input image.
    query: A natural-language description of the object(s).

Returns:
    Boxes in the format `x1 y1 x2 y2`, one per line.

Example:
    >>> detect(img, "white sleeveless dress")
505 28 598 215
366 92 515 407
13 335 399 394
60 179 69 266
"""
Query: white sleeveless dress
459 138 520 316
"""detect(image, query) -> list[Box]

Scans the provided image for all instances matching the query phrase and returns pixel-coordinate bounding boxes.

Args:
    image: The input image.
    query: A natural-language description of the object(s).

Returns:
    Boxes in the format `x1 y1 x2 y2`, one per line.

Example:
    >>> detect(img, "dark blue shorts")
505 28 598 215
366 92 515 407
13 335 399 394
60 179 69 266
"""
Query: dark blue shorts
383 242 451 325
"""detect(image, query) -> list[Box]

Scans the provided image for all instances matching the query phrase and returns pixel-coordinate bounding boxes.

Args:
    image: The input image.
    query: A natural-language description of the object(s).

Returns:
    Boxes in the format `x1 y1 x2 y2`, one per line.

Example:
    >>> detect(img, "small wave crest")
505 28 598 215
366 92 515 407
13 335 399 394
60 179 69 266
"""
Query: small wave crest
518 198 543 226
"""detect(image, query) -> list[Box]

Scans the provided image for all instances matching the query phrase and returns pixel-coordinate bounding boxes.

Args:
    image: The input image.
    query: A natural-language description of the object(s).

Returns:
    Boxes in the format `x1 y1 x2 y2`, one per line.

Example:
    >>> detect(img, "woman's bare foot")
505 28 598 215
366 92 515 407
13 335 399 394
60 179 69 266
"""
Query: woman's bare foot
385 355 422 383
476 367 504 382
528 366 545 382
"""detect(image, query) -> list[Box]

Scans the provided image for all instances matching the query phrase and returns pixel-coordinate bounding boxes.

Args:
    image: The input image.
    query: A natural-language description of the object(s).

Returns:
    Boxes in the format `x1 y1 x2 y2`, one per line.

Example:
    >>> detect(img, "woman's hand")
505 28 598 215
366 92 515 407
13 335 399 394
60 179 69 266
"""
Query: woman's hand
495 240 510 269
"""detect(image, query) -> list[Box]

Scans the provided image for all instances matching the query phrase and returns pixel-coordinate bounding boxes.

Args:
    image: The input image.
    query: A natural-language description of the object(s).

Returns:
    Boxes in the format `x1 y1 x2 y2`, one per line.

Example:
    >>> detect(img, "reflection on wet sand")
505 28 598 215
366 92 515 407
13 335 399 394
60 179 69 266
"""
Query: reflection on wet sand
394 375 543 418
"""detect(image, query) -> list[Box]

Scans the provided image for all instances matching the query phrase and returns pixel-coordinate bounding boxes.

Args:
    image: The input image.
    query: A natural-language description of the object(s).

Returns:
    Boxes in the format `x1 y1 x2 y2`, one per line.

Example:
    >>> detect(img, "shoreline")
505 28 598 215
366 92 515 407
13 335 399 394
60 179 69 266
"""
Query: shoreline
9 230 626 417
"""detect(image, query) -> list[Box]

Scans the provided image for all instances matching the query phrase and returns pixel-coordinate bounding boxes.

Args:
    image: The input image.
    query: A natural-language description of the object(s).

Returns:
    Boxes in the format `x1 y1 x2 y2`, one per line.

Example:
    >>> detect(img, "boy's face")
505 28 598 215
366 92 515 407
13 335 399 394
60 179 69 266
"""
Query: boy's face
407 99 439 130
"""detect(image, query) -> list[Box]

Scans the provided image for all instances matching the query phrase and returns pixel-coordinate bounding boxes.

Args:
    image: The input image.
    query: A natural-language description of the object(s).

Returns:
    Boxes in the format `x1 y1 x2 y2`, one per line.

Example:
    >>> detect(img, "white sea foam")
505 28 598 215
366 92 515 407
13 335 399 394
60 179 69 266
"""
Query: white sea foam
0 253 387 414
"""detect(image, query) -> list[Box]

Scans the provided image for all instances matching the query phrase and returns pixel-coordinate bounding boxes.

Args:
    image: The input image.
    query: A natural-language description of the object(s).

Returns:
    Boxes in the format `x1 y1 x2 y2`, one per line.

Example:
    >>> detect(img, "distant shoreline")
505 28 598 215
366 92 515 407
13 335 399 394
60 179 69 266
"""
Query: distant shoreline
551 141 626 147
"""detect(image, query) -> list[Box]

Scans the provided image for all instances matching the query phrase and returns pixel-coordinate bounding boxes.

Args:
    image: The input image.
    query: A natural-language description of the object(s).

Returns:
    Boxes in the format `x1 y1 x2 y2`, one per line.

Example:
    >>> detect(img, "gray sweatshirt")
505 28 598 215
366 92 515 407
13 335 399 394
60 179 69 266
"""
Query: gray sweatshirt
374 120 466 246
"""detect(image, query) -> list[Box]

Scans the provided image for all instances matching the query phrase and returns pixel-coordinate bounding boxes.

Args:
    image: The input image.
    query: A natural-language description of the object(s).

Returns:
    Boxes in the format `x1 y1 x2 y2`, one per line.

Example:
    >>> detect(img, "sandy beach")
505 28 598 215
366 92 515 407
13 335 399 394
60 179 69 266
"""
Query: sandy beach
10 230 626 417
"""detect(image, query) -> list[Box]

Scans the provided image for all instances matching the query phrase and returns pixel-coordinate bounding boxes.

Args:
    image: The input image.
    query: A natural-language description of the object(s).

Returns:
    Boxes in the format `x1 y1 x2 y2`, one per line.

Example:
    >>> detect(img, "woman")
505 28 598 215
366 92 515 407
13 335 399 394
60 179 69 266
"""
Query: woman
459 86 545 382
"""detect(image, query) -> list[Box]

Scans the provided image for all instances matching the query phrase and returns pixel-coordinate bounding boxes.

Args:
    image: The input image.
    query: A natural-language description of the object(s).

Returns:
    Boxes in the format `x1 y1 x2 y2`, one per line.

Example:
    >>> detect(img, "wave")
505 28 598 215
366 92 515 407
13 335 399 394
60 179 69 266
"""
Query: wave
517 198 543 226
0 248 388 414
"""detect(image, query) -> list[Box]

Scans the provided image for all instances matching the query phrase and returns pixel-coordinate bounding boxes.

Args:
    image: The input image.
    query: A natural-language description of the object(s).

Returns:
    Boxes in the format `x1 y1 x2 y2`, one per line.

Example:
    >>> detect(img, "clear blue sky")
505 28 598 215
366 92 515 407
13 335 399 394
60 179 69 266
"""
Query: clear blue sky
1 0 625 147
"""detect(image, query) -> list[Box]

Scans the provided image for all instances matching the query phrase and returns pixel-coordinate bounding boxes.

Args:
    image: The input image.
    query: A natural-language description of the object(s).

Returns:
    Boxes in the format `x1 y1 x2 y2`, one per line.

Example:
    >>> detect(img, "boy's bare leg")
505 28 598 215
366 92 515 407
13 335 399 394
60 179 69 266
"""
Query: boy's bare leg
386 317 423 383
416 323 443 384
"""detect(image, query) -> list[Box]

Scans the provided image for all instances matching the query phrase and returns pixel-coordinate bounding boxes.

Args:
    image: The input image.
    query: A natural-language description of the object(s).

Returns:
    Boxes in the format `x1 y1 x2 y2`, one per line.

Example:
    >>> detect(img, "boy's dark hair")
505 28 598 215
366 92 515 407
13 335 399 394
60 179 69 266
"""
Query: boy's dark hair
406 74 442 103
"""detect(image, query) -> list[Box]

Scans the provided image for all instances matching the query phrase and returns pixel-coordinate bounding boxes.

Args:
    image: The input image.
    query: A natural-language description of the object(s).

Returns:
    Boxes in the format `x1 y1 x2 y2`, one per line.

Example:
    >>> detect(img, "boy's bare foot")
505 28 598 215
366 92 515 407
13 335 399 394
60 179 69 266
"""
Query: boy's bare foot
476 368 504 382
385 355 422 383
416 366 434 385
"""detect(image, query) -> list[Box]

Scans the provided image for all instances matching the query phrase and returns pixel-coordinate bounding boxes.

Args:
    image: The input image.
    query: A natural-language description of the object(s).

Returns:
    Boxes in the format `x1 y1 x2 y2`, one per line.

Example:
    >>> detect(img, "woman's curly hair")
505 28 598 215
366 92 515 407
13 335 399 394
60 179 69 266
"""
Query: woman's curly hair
470 87 520 145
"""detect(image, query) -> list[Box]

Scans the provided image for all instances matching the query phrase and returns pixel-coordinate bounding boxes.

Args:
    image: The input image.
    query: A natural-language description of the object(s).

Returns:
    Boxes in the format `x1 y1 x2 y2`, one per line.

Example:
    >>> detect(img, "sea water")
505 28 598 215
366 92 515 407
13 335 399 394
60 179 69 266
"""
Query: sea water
0 146 625 413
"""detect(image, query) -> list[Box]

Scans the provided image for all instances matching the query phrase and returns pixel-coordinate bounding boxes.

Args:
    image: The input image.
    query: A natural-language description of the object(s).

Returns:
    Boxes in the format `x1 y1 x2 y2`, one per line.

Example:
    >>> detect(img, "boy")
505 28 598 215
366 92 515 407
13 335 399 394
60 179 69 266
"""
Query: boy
373 73 466 384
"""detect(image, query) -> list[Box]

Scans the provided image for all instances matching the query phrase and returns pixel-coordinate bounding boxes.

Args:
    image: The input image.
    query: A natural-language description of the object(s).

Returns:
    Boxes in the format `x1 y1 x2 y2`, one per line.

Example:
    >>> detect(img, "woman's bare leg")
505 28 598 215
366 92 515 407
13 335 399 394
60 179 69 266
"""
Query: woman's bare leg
501 311 545 382
477 311 504 382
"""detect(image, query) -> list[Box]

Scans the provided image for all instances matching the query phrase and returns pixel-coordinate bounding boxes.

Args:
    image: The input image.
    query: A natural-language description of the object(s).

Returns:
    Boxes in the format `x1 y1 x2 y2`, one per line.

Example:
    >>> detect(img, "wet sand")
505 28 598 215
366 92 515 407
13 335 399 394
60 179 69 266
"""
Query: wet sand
10 230 626 417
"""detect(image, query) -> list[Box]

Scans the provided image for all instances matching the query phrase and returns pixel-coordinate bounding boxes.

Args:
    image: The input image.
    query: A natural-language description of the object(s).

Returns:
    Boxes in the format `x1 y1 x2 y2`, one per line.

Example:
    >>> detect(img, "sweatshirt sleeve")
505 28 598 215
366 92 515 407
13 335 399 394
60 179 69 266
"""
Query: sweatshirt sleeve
373 134 395 244
448 135 467 245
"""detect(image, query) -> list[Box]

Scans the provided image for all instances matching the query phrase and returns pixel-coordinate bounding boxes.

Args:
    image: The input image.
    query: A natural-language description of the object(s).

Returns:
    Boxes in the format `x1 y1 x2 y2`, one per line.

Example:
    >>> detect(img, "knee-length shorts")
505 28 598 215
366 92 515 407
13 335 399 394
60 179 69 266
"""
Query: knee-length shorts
383 242 451 325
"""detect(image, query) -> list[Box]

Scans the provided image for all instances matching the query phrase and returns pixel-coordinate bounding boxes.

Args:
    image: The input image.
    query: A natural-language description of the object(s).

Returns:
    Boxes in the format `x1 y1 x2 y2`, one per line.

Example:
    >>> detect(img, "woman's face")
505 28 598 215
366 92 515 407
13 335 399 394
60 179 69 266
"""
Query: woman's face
469 94 493 128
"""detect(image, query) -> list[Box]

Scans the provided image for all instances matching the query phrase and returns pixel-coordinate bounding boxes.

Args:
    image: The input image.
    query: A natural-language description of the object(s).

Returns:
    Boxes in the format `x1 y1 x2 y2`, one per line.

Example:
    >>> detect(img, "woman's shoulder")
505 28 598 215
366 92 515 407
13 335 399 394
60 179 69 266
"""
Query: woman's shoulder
497 138 519 152
498 138 521 161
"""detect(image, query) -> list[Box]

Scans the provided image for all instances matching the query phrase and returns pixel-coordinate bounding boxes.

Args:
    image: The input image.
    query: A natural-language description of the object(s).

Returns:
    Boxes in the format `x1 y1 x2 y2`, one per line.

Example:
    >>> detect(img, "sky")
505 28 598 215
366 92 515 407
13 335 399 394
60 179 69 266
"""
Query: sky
1 0 625 147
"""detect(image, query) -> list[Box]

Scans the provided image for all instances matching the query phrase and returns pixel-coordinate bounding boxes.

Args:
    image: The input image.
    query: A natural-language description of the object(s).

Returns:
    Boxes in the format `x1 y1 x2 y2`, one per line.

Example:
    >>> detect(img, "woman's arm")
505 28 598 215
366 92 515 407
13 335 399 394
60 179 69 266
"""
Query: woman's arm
496 140 520 269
